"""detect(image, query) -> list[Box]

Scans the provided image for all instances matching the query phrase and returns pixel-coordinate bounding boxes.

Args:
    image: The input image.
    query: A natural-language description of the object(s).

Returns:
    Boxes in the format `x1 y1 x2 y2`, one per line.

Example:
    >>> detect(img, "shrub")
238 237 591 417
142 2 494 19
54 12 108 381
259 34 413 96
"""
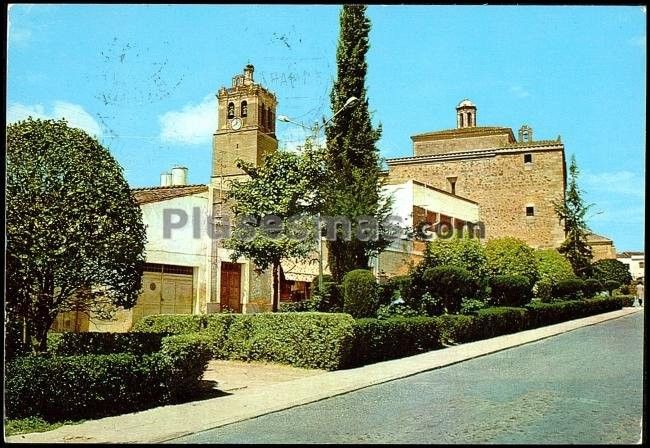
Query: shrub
604 280 622 296
534 279 554 302
47 332 167 356
485 237 539 285
347 317 441 367
614 294 636 307
418 237 487 279
421 266 478 314
552 278 585 300
131 314 206 334
376 302 420 320
204 313 240 358
6 333 215 422
592 259 633 287
534 249 576 285
309 281 343 312
221 312 356 370
459 298 487 315
378 275 411 306
278 301 309 313
526 296 622 327
5 353 172 421
160 333 213 399
489 275 533 307
582 278 603 298
436 307 529 343
342 270 379 318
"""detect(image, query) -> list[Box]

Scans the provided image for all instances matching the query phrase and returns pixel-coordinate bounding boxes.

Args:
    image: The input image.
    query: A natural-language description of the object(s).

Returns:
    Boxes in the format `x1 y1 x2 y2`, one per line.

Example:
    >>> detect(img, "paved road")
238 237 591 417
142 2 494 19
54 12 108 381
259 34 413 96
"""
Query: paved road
173 313 644 444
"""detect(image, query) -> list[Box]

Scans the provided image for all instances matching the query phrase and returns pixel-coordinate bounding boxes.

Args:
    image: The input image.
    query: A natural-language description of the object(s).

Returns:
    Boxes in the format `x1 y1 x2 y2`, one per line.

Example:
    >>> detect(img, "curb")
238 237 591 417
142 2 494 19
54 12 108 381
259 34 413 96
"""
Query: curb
5 307 643 444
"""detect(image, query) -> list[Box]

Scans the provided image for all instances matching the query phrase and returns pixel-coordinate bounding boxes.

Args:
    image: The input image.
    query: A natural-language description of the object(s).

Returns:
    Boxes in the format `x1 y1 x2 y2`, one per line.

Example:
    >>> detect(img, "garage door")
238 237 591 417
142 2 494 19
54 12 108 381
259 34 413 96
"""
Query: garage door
132 264 194 323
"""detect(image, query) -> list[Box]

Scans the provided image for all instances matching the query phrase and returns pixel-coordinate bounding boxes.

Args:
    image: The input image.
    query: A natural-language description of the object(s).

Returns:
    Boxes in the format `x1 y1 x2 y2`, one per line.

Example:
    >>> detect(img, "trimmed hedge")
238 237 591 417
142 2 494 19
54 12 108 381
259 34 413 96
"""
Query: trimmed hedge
131 314 206 334
552 278 585 300
436 307 529 344
47 332 167 356
160 333 213 399
422 265 478 314
582 278 603 298
615 294 636 307
526 296 623 327
222 312 356 370
348 317 442 367
489 275 533 307
6 333 212 421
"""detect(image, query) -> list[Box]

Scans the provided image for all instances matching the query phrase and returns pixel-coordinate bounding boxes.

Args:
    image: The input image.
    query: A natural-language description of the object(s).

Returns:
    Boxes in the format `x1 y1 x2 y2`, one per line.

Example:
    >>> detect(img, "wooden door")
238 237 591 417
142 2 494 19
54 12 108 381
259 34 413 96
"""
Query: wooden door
220 262 242 312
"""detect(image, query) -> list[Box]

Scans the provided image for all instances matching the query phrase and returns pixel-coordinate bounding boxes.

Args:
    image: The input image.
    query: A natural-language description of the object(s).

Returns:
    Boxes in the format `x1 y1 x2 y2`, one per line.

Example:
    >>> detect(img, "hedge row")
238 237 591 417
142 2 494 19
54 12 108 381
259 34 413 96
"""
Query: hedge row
348 317 442 367
436 307 529 344
132 297 623 371
437 297 623 344
5 333 212 421
47 332 167 356
615 294 636 307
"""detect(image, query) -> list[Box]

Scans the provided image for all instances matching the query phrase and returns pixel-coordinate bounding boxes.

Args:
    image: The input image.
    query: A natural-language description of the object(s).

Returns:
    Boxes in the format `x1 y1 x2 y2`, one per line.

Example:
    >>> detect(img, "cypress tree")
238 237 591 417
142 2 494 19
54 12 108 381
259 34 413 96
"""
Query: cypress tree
554 155 594 278
323 5 391 282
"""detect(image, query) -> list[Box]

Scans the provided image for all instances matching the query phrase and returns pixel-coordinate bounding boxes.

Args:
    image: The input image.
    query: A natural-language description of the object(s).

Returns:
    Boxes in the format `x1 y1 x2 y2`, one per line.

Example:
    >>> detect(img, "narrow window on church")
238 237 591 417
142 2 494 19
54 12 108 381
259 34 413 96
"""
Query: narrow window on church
526 206 535 217
261 105 266 128
524 153 533 164
460 114 465 127
267 109 272 130
227 102 235 119
447 177 457 195
467 112 472 126
241 101 248 117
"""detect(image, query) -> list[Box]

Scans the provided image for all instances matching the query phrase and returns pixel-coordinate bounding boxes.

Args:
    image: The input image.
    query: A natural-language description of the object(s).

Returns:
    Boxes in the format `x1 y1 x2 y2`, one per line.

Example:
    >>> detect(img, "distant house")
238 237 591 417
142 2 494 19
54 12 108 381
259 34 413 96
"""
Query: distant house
617 251 645 281
585 232 617 261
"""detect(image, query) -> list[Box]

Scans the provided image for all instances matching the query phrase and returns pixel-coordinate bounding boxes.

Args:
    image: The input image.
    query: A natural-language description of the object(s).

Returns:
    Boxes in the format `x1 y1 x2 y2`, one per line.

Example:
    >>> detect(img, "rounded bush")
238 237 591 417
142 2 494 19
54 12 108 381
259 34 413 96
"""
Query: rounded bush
342 269 379 318
534 279 554 302
552 278 585 300
534 249 575 286
592 259 633 287
489 275 533 307
485 237 539 285
422 266 478 314
582 278 603 298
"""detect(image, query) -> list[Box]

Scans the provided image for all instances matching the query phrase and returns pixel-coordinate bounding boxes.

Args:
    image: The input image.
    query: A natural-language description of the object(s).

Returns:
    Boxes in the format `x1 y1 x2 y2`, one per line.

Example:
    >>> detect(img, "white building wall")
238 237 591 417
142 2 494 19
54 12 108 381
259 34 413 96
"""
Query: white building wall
140 193 211 314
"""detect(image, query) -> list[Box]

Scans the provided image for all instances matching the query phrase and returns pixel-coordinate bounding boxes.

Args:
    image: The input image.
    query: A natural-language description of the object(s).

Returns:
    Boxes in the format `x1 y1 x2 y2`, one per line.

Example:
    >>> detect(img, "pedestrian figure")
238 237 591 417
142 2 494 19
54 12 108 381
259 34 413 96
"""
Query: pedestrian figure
636 281 644 307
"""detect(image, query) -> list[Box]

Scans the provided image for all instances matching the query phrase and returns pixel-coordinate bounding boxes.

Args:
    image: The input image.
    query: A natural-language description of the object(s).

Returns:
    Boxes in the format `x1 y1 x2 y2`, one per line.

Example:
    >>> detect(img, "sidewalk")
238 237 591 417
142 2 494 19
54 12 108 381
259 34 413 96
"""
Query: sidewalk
6 307 642 444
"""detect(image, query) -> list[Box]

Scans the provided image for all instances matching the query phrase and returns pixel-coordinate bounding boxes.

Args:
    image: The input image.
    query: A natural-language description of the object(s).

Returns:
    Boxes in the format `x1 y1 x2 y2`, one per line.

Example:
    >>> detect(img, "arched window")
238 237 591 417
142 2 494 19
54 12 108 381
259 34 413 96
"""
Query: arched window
261 104 266 128
241 101 248 117
460 113 465 127
227 102 235 119
467 112 473 126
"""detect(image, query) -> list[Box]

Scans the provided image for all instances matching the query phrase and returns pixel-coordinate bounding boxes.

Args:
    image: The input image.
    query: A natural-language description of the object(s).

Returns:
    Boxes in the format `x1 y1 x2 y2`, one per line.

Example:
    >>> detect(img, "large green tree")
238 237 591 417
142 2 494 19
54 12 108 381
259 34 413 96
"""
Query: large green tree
224 149 328 312
554 155 594 278
6 118 146 354
323 4 392 282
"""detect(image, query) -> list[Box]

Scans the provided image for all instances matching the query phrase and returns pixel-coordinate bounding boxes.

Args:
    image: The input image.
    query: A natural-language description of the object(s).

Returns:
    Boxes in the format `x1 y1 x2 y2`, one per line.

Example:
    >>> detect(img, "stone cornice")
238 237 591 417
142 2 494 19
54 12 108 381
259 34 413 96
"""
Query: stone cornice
387 142 564 165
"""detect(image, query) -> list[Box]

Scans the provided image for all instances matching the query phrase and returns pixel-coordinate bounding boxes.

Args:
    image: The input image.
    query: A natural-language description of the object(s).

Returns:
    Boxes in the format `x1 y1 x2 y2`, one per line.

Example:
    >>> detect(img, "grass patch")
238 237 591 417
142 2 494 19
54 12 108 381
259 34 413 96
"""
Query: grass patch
4 417 84 436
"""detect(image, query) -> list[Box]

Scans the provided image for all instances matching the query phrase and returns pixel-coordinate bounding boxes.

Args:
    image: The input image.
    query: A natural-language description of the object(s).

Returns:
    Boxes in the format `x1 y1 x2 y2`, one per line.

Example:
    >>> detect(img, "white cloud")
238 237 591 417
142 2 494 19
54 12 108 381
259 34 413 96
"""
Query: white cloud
582 170 645 198
7 101 103 137
159 94 215 145
509 86 530 99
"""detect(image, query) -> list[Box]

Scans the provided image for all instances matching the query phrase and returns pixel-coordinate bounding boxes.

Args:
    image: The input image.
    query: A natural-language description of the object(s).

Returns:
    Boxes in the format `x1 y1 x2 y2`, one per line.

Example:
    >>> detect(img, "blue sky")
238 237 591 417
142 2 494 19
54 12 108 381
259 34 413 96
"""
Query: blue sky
7 5 646 251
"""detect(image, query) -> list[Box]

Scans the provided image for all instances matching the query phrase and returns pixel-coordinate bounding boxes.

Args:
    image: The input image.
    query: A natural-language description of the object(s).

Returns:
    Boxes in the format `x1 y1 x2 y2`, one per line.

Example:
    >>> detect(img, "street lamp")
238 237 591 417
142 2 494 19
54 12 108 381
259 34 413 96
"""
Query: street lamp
277 96 360 290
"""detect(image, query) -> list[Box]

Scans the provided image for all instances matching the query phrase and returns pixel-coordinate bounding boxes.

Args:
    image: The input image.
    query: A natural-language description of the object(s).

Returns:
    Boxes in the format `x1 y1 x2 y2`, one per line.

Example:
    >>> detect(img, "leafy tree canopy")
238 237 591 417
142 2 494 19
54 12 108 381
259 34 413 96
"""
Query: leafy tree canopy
7 118 146 354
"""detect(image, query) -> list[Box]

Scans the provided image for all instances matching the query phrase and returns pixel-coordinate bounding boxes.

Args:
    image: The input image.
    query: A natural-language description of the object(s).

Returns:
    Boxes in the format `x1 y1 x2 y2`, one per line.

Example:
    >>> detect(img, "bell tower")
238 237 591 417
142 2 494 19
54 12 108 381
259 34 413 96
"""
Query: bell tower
212 64 278 185
456 99 477 128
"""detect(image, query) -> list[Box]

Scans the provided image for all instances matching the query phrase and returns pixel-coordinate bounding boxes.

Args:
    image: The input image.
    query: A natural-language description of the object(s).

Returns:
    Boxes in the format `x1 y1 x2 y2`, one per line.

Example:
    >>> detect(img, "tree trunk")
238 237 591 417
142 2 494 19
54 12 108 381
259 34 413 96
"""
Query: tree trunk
272 261 280 312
